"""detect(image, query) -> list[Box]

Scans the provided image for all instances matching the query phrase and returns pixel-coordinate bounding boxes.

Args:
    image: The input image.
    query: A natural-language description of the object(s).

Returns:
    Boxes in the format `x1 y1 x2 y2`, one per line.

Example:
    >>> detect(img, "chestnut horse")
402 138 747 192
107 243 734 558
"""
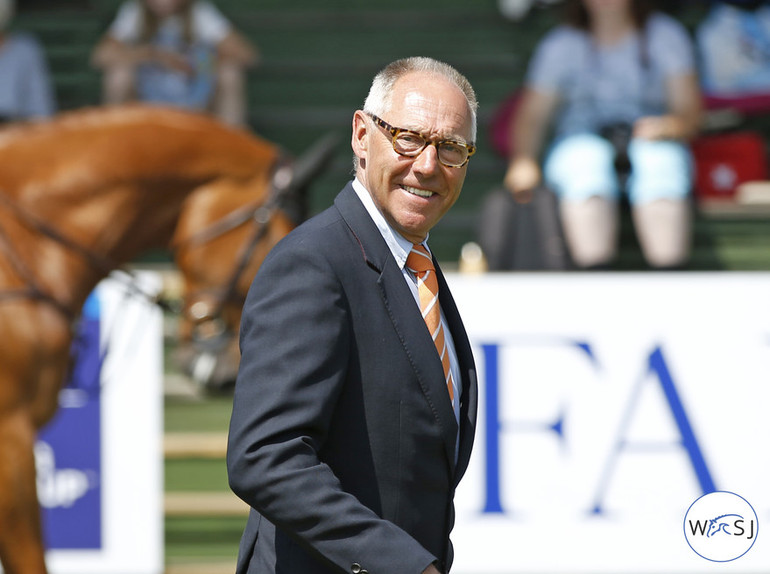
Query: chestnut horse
0 105 333 574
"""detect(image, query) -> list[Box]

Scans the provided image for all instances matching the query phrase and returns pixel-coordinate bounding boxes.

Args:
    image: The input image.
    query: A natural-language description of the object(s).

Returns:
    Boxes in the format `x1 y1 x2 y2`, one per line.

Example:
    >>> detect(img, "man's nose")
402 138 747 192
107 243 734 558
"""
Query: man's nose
412 143 441 173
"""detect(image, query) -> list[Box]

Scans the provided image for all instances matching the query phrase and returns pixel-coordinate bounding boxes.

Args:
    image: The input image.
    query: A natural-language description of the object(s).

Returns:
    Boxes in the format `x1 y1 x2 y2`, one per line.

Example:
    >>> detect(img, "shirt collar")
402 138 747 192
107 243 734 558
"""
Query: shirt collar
351 178 430 270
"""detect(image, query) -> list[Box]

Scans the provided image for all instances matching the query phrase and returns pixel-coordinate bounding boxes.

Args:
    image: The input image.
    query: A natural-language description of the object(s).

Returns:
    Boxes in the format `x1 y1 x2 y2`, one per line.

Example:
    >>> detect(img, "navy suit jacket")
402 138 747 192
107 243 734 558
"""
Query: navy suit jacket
227 183 478 574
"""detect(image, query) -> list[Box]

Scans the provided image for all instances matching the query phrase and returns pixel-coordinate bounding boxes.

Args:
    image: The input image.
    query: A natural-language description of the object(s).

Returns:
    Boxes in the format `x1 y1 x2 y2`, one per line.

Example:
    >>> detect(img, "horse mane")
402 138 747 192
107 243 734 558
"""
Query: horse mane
0 105 243 147
0 105 280 202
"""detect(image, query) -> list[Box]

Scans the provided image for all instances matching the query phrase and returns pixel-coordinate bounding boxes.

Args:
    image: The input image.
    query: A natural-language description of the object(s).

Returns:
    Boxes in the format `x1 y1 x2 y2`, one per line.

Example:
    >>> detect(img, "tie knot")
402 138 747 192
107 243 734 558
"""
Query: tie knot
406 244 435 275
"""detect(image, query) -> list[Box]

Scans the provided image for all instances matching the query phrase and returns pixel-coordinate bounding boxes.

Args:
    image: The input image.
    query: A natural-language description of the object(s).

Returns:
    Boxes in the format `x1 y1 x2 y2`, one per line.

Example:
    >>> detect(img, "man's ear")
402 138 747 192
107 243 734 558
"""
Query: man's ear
351 110 369 164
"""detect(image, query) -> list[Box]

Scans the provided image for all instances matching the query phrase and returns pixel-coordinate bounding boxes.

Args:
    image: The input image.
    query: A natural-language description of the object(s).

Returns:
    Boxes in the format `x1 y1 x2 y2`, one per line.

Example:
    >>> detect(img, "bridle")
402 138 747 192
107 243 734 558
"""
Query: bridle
0 159 295 332
171 160 297 351
168 129 341 356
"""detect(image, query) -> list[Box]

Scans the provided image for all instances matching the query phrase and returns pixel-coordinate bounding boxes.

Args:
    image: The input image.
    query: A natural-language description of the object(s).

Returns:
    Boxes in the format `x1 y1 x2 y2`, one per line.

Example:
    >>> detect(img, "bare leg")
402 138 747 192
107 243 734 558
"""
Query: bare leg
559 196 619 268
213 61 247 126
102 65 137 104
632 198 691 269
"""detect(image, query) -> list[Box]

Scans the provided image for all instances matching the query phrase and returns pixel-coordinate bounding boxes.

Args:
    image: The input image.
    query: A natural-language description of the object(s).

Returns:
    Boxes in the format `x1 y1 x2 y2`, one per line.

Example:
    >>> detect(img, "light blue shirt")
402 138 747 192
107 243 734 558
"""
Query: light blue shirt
697 4 770 95
0 33 56 120
352 178 461 428
526 12 695 138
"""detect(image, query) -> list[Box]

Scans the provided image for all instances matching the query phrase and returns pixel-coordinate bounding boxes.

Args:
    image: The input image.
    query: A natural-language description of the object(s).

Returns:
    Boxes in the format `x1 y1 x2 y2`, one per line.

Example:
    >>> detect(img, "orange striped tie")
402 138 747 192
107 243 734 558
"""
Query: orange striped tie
406 244 455 404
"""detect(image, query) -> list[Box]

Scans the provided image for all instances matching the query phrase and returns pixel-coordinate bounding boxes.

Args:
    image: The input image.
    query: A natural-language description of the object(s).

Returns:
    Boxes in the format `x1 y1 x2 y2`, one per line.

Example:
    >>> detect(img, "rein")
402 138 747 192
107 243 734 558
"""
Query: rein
0 215 76 319
0 188 128 320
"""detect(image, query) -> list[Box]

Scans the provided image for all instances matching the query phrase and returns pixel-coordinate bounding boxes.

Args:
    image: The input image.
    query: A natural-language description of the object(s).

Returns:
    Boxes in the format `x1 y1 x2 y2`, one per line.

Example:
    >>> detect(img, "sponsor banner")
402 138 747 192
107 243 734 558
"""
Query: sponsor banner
447 272 769 573
38 292 103 549
37 273 163 574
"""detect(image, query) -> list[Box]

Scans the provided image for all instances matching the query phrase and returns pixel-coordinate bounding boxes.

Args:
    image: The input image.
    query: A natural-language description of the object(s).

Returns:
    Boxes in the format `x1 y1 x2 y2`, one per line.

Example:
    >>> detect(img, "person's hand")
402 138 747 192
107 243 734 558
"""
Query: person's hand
152 48 194 75
503 156 541 203
633 115 683 141
422 564 442 574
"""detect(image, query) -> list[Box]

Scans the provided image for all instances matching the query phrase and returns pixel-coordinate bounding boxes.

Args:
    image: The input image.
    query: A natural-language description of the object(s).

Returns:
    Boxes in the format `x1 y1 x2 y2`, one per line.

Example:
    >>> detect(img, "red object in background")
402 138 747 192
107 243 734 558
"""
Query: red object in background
690 131 768 200
704 93 770 116
489 90 523 159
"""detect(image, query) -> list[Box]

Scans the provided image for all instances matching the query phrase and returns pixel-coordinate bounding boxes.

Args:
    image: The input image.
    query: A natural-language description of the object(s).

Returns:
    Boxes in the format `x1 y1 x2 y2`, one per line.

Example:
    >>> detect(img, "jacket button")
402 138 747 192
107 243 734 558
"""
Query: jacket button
351 564 362 574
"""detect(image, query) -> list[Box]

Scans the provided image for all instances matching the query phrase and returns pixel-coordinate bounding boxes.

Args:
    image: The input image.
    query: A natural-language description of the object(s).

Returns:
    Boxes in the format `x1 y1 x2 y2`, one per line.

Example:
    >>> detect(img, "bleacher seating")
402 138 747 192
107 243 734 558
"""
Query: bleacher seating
11 0 770 270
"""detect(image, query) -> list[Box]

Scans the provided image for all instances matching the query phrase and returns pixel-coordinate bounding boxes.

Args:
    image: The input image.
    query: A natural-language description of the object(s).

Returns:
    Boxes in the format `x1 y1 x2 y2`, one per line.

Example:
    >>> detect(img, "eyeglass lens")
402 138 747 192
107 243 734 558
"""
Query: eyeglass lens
393 132 468 167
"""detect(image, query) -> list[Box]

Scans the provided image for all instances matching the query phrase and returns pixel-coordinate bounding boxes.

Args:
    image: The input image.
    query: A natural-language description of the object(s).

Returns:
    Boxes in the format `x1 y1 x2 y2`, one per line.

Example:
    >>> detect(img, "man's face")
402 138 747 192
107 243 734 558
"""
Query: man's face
352 71 473 244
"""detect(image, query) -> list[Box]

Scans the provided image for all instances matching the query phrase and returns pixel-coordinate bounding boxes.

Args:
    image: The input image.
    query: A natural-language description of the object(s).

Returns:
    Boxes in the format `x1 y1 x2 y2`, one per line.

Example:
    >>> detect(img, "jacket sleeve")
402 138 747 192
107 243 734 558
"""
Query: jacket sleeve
226 239 437 574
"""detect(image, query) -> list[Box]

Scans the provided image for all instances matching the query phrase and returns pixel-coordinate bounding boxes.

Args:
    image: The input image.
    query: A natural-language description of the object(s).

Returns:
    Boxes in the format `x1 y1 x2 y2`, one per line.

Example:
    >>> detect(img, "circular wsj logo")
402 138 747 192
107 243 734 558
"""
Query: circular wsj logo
684 491 758 562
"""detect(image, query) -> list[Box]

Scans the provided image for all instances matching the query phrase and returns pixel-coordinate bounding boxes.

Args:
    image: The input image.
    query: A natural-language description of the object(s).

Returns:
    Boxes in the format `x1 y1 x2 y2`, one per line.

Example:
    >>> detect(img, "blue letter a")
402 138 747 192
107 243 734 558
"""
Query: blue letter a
590 345 716 514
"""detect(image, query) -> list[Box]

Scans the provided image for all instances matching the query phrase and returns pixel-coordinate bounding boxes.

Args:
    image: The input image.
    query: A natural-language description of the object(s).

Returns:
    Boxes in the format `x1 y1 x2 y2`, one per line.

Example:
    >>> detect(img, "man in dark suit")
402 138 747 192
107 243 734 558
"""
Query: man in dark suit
227 56 479 574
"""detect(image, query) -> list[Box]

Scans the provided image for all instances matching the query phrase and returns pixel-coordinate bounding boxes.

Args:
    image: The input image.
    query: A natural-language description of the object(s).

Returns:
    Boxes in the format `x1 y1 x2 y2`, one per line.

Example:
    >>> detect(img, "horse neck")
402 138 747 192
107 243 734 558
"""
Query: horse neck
0 182 194 319
1 106 279 318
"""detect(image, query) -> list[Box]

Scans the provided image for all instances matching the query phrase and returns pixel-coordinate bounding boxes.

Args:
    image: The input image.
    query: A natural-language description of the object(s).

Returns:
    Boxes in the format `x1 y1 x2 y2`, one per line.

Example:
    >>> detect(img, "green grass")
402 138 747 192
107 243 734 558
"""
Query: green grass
164 396 240 565
165 458 230 492
165 516 245 561
164 395 234 434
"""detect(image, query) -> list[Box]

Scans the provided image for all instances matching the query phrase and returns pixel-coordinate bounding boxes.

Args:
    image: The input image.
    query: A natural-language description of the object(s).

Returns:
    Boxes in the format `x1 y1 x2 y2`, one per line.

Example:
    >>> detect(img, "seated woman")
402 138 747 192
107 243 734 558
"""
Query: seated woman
0 0 56 122
91 0 258 126
504 0 702 270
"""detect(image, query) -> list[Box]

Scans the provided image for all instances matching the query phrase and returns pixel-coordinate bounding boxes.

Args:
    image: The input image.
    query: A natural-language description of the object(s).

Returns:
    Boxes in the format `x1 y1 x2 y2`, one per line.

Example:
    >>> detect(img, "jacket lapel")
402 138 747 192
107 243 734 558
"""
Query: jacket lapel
334 185 461 469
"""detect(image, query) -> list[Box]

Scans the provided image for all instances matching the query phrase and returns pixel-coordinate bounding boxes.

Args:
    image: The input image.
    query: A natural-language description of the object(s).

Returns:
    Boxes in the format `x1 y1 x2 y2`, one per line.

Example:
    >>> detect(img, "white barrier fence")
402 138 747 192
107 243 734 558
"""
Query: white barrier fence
37 273 163 574
447 272 769 573
29 271 769 574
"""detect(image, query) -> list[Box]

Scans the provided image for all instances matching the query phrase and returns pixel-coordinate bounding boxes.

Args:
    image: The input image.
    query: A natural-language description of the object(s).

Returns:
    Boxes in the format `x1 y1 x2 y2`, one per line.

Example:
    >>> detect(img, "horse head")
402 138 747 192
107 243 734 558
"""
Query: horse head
171 133 339 392
706 514 742 538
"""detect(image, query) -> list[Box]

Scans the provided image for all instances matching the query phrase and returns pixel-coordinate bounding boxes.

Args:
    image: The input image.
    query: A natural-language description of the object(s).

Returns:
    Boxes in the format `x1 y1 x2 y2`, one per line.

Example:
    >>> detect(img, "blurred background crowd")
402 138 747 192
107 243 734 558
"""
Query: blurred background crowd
3 0 770 274
4 2 769 572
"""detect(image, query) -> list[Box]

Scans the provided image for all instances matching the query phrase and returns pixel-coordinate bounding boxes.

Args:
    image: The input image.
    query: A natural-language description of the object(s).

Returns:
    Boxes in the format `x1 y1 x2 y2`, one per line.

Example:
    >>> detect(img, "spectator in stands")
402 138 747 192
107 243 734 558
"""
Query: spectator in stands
91 0 258 126
697 0 770 106
0 0 56 122
503 0 702 269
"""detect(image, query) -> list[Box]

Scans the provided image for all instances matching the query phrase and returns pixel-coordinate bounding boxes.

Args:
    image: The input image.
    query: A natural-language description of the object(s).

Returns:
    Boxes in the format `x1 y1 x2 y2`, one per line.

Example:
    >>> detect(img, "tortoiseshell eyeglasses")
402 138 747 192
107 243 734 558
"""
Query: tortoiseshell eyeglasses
368 113 476 168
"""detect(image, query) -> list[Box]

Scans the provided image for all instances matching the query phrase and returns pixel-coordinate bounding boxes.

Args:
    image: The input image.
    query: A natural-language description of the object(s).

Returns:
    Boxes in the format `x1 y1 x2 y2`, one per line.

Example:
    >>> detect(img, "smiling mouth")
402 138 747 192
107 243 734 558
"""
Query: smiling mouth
402 185 435 198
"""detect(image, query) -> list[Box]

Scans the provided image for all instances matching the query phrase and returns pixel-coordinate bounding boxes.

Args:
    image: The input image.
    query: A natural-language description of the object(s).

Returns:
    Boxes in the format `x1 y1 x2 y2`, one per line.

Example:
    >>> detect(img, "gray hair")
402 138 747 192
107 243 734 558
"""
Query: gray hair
0 0 13 31
363 56 478 140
